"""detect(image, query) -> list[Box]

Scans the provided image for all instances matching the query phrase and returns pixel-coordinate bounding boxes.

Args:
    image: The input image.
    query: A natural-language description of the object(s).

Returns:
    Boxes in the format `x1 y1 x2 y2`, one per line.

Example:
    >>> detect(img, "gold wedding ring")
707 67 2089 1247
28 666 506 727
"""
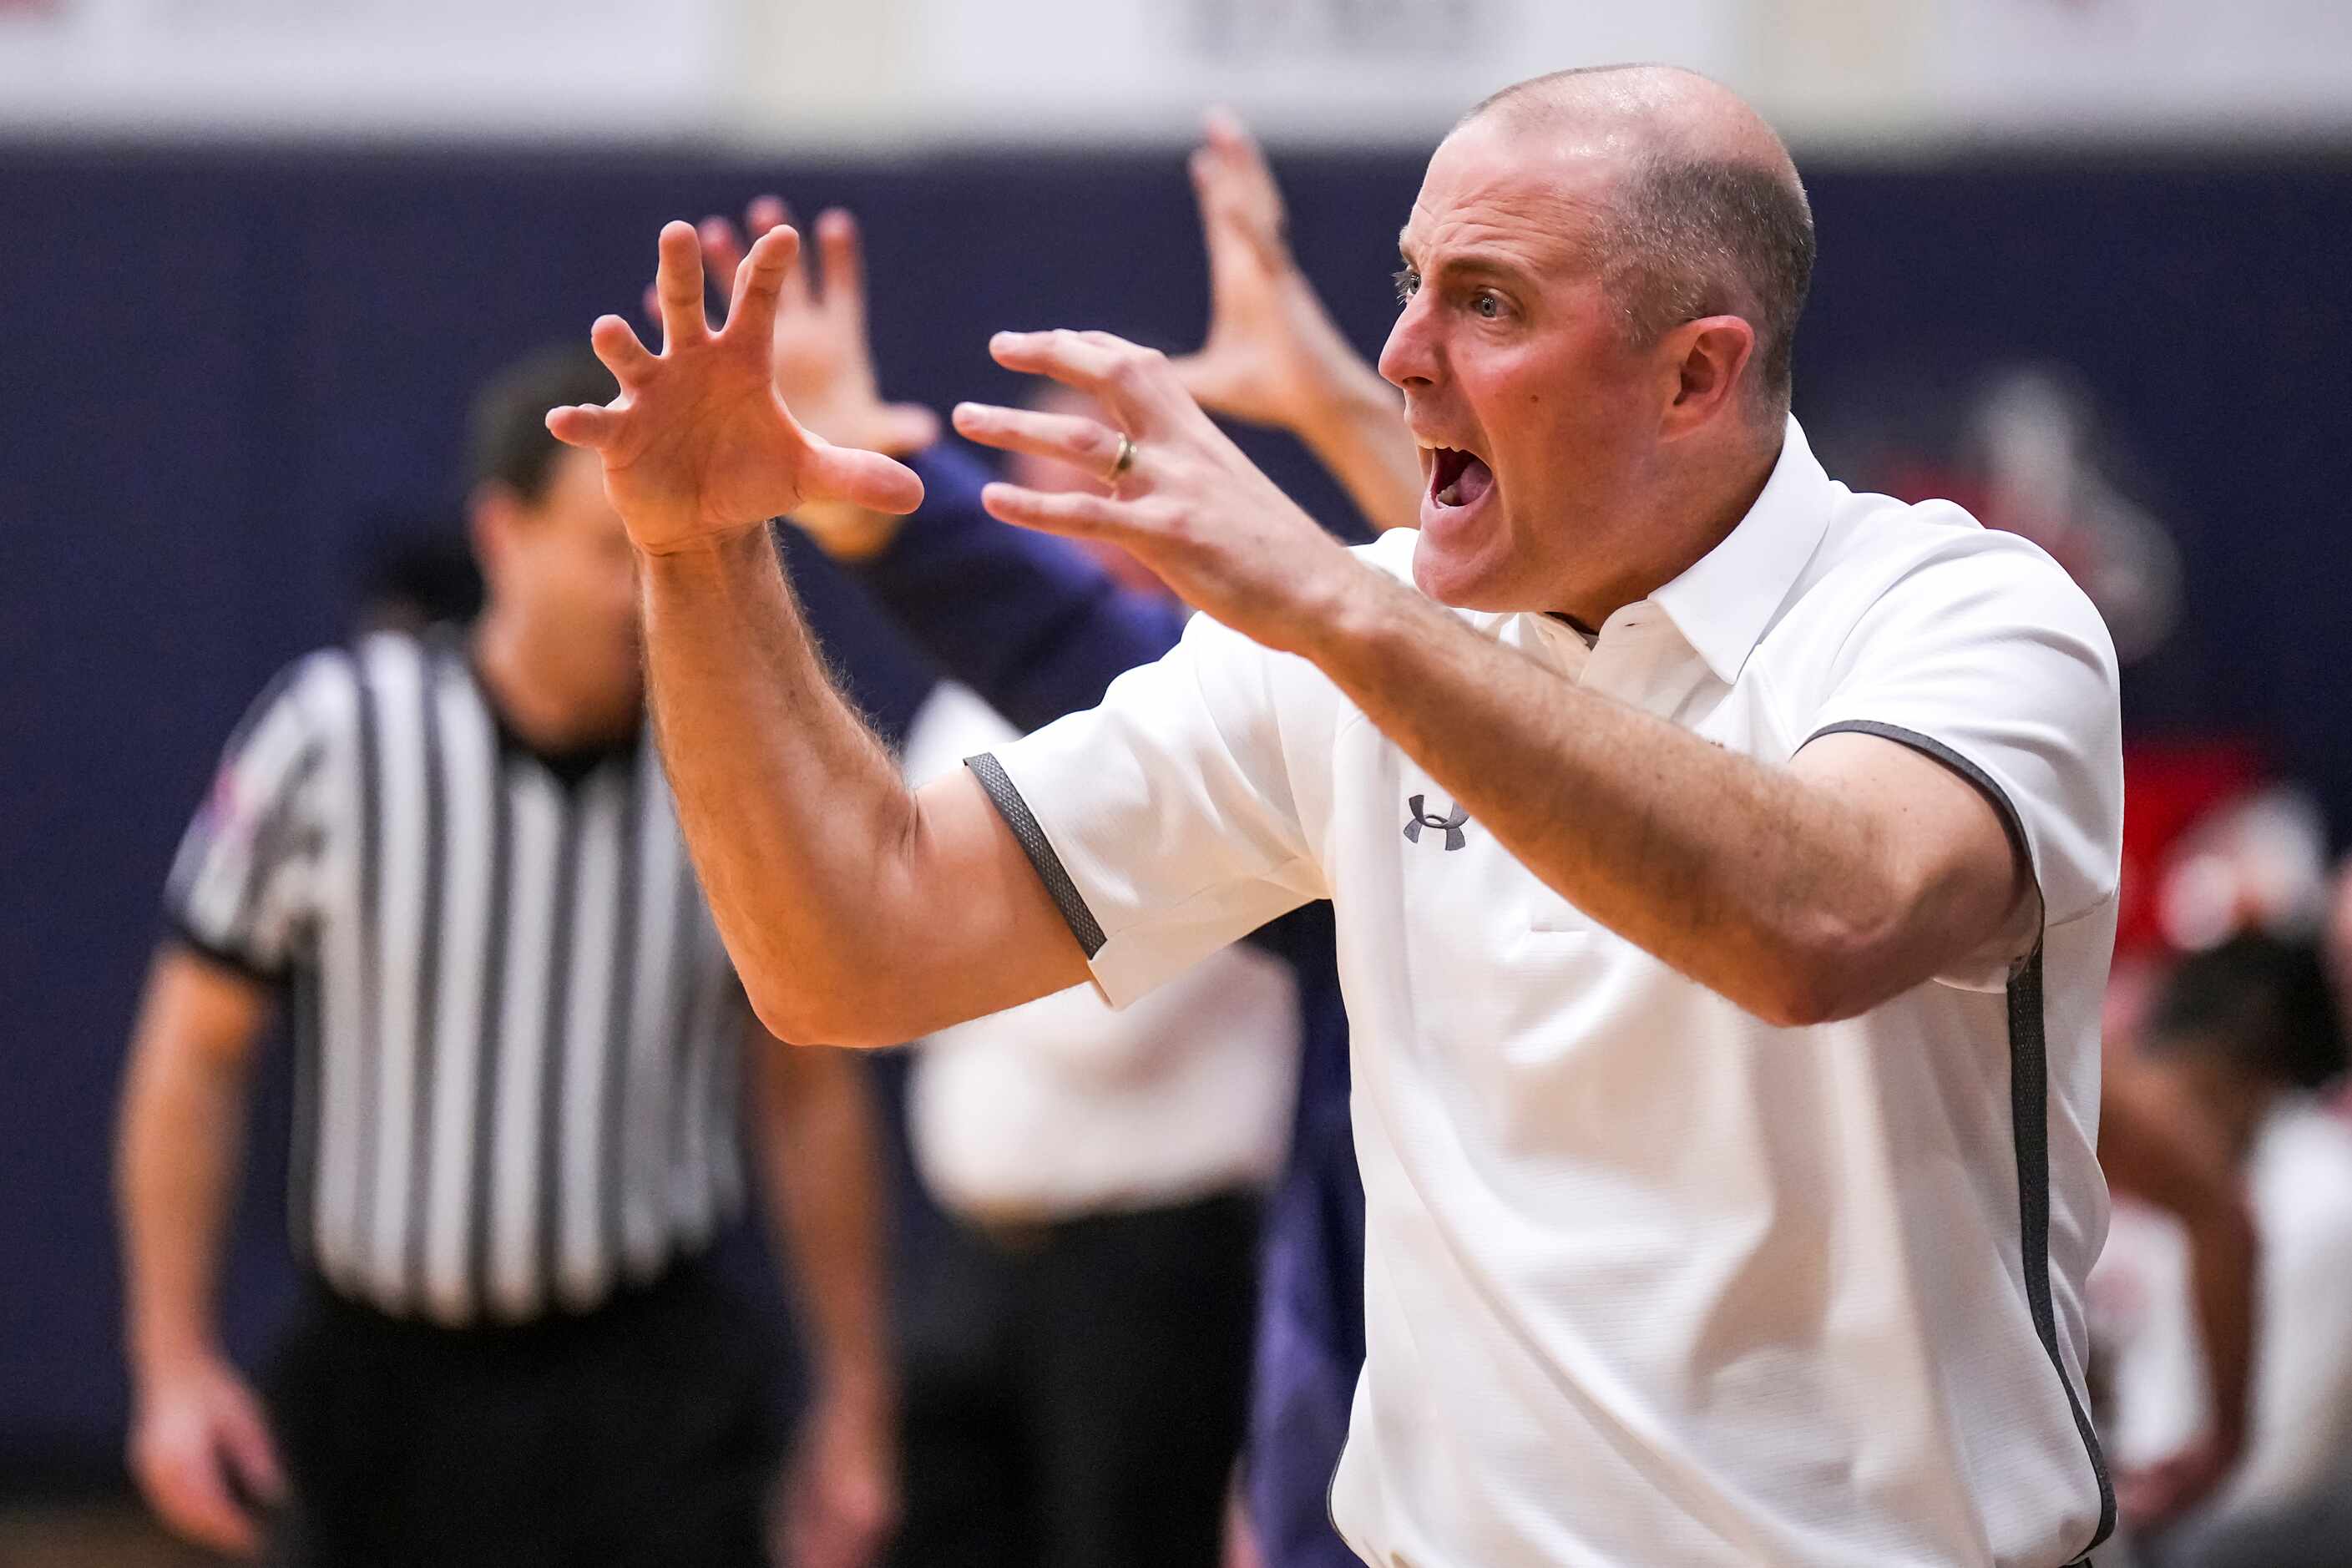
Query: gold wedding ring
1104 432 1138 486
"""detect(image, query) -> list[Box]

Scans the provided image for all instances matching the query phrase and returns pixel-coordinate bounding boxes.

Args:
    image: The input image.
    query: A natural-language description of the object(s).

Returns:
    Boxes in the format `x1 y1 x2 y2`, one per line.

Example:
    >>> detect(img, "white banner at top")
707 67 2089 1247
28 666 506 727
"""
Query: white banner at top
901 0 1742 145
0 0 2346 149
0 0 725 138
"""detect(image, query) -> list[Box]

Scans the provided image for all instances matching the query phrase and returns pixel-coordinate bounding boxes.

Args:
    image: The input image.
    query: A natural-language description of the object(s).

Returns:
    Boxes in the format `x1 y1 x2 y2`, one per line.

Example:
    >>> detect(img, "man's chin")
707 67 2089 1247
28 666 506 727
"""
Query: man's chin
1409 531 1516 612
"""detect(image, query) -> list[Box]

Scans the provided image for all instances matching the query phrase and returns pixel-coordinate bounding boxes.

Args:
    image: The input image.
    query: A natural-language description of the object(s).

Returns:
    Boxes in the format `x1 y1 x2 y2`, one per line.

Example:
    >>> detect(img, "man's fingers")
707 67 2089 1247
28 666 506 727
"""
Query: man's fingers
589 313 657 386
654 220 711 350
1201 104 1257 162
814 208 868 328
746 194 790 238
1188 145 1251 284
546 402 623 450
979 480 1130 540
989 328 1121 383
1203 105 1280 210
988 330 1190 431
757 197 814 311
147 1449 260 1556
1194 106 1290 273
875 402 943 455
728 225 802 346
951 402 1125 480
808 442 926 516
218 1394 286 1503
1166 349 1237 408
698 215 750 303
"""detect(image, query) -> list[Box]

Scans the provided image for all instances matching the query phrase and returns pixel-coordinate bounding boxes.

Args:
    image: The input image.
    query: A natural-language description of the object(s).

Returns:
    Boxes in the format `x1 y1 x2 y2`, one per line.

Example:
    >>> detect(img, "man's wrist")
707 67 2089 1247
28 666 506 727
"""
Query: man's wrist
1295 547 1415 671
631 521 781 594
130 1319 224 1383
789 502 907 563
629 517 773 564
811 1358 896 1417
1294 362 1400 451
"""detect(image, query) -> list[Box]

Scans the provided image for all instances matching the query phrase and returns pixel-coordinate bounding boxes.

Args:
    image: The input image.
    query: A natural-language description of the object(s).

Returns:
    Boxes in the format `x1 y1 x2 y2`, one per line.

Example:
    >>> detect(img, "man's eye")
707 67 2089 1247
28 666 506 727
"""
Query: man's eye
1393 267 1420 304
1472 292 1505 320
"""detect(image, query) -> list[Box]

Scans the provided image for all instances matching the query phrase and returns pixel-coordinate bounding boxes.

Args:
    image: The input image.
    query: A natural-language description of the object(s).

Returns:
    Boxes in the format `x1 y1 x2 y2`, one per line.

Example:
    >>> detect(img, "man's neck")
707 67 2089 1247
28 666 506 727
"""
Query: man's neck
469 609 639 756
1553 432 1782 628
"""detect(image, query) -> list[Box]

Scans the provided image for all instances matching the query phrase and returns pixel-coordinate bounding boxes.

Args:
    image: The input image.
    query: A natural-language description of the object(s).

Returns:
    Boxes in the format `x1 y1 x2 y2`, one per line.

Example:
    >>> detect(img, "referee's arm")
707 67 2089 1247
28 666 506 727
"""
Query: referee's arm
115 944 288 1558
747 1024 898 1561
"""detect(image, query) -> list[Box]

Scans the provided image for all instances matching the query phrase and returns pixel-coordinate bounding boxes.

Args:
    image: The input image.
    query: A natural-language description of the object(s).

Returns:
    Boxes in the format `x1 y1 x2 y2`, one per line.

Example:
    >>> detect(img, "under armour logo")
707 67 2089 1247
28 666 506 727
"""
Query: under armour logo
1403 794 1469 851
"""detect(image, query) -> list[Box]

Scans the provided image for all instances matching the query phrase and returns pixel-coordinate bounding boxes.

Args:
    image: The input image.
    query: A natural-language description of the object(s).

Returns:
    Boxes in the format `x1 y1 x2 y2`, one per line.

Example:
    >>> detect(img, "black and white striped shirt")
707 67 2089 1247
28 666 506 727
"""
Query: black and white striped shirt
166 631 749 1327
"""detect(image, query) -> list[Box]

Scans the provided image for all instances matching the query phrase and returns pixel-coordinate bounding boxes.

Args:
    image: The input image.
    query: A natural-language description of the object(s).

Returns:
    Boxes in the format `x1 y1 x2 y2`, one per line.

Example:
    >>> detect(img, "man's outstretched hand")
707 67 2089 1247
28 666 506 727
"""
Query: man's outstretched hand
953 329 1363 658
1172 109 1364 432
1171 109 1421 533
680 199 939 463
549 222 924 557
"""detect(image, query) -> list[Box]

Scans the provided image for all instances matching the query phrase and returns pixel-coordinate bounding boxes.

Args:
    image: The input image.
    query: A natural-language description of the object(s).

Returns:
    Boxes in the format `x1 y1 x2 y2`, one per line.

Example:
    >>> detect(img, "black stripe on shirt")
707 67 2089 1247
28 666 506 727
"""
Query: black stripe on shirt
534 789 585 1307
286 949 323 1269
464 754 517 1318
598 755 647 1276
347 655 385 1291
402 648 450 1303
1804 719 2116 1558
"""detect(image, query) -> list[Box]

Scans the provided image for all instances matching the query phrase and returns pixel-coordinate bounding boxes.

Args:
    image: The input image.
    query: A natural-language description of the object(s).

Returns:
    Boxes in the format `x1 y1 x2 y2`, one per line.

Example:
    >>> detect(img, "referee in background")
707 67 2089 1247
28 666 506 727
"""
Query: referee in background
114 346 896 1568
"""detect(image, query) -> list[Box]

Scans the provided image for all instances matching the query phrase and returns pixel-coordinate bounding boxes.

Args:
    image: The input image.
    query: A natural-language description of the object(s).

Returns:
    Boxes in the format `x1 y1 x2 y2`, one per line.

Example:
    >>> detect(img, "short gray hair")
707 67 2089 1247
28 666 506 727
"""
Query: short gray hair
1598 154 1815 407
1464 70 1816 416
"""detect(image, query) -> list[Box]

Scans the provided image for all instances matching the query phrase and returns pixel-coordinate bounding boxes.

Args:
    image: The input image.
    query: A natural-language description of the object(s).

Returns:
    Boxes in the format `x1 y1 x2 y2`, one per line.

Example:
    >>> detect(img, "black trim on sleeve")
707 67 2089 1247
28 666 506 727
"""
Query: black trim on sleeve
964 753 1107 959
1807 720 2030 869
1803 719 2116 1559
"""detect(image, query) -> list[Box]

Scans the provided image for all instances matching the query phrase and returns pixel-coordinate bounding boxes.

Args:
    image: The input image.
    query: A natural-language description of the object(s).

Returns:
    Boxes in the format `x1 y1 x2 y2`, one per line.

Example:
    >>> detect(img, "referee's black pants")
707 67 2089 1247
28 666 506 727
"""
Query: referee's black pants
263 1260 776 1568
885 1188 1262 1568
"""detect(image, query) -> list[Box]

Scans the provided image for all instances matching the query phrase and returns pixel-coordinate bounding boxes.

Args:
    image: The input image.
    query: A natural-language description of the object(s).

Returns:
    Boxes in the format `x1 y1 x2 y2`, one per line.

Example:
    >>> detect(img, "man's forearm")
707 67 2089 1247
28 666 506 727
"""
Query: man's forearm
1295 374 1424 535
2102 1065 2258 1462
753 1039 893 1403
638 526 924 1040
855 448 1189 730
119 1041 250 1375
2181 1190 2258 1460
1302 569 1960 1025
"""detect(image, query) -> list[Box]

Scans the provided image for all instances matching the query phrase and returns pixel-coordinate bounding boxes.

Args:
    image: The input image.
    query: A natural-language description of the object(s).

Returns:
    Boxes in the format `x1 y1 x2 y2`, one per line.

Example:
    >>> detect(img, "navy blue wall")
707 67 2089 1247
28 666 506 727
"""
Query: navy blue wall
4 141 2349 1470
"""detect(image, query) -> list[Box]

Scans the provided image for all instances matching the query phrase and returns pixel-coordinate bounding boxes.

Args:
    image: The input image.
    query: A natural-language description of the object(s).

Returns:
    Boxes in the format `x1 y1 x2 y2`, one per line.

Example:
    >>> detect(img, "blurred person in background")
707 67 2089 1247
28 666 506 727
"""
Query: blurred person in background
114 345 896 1568
684 113 1392 1566
2093 933 2352 1567
2084 768 2334 1533
881 676 1300 1568
349 525 486 635
2095 1056 2258 1528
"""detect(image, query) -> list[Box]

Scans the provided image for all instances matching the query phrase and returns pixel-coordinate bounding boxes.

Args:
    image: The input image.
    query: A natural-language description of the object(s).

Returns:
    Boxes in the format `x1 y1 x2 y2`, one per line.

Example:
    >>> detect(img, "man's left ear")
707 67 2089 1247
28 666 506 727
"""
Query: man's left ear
1661 315 1756 438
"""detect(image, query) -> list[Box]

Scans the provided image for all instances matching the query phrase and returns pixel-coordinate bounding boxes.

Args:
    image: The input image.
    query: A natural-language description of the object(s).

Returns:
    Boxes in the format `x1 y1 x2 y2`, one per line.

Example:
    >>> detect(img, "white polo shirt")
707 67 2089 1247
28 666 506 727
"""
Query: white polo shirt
899 682 1299 1222
970 418 2124 1568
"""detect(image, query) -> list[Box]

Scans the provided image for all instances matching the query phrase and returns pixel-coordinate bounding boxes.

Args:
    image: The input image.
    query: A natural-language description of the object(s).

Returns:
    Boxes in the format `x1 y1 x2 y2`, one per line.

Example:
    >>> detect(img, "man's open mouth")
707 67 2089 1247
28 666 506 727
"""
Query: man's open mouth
1429 447 1495 509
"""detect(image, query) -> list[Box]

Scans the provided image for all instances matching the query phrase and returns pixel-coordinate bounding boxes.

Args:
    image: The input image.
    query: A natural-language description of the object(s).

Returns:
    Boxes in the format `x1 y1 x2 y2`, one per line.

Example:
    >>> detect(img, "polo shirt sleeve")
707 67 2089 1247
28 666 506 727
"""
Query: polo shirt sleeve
1799 530 2123 987
967 610 1331 1008
164 653 336 983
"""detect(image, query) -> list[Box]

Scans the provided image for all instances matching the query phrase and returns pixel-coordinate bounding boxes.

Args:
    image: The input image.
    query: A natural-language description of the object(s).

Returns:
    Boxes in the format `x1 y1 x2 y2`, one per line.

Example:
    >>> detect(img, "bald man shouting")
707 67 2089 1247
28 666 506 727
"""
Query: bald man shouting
554 67 2122 1568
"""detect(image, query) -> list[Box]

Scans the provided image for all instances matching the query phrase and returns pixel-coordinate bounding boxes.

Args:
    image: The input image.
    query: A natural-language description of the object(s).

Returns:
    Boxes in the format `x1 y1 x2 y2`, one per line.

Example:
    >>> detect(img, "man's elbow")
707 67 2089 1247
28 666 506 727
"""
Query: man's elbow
1747 919 1904 1029
745 981 899 1052
1747 969 1851 1029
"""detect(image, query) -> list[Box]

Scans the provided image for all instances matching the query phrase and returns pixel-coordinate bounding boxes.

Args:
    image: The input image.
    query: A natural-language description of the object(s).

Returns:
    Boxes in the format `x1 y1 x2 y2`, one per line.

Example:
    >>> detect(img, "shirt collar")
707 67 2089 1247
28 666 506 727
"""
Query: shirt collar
1645 415 1834 685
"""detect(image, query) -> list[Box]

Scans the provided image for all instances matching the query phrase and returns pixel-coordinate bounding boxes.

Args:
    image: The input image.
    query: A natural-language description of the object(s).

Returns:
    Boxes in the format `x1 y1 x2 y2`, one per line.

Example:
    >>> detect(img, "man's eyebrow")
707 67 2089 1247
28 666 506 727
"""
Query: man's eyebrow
1398 225 1547 287
1419 250 1540 287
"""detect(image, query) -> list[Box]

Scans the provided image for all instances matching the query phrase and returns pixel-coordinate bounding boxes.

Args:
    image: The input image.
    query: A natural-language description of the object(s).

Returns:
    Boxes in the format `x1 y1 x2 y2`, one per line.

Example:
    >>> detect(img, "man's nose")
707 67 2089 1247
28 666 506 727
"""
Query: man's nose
1378 296 1438 391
